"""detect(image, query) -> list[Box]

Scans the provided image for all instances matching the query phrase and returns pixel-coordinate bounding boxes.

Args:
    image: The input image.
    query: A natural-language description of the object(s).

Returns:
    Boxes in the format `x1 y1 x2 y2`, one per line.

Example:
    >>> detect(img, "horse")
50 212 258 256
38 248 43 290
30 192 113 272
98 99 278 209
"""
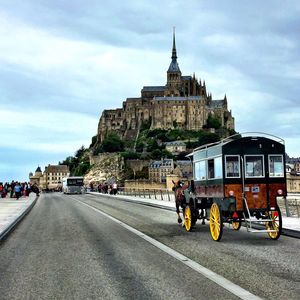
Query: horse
172 180 189 224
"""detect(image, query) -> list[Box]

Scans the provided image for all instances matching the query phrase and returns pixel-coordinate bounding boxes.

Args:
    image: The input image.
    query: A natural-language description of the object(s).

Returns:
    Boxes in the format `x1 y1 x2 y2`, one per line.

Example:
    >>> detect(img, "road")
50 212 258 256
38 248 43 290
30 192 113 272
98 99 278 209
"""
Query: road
0 193 299 300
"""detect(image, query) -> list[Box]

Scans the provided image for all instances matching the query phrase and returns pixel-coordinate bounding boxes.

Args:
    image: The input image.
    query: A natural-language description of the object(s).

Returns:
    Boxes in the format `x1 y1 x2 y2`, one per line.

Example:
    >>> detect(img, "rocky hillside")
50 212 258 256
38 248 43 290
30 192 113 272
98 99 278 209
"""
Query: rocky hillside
84 153 125 184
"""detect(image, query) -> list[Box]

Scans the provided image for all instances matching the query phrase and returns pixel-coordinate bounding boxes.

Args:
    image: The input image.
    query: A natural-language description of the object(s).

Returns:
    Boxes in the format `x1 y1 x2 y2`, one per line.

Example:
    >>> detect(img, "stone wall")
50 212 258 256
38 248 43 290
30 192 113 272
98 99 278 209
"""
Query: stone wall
124 180 166 190
124 174 188 191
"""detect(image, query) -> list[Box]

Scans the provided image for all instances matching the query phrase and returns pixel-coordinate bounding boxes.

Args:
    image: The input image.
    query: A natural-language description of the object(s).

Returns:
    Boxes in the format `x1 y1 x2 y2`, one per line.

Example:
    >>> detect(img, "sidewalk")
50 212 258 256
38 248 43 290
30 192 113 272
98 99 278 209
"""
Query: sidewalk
0 192 38 241
89 192 300 232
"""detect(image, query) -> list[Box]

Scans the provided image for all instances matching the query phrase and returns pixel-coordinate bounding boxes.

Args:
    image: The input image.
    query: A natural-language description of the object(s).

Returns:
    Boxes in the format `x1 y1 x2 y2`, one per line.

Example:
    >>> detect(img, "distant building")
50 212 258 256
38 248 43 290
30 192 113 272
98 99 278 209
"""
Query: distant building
165 141 186 154
149 159 174 183
286 173 300 193
44 164 70 189
29 166 44 187
29 165 70 190
174 160 193 179
286 163 294 174
294 161 300 174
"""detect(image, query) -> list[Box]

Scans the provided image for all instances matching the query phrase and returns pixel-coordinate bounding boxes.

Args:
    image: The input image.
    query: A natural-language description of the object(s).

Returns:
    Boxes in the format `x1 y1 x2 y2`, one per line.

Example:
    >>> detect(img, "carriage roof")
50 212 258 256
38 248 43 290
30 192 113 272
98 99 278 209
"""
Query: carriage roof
187 132 285 160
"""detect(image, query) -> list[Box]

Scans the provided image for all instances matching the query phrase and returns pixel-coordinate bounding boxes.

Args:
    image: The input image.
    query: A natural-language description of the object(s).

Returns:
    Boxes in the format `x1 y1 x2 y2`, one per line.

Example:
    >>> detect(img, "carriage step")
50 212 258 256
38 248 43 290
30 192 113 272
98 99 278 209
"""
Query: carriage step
245 218 273 223
247 229 278 233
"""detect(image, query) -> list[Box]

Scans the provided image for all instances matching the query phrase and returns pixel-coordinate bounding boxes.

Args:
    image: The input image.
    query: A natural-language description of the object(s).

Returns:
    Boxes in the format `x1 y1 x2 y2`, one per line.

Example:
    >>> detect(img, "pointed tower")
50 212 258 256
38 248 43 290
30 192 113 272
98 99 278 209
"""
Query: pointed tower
224 94 228 109
165 28 182 96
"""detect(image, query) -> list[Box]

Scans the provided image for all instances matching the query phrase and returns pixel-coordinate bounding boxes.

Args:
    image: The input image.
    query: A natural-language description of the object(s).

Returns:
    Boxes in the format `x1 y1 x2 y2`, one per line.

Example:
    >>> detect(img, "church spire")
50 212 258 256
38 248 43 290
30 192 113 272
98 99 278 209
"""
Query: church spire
167 27 181 73
171 27 177 60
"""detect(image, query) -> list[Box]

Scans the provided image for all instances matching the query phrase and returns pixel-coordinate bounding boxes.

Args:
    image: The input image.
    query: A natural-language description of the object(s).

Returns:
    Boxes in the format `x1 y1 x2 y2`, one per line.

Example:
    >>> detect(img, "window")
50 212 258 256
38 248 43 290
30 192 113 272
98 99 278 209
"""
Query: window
225 156 240 178
245 155 264 178
207 157 222 179
194 161 206 180
269 155 284 177
214 157 223 179
208 159 214 179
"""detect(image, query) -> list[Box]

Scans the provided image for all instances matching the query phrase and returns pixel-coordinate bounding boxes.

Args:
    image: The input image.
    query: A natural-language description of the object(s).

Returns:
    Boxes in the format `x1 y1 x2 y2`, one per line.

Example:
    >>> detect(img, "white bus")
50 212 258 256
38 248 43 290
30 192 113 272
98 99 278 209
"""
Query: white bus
62 176 84 194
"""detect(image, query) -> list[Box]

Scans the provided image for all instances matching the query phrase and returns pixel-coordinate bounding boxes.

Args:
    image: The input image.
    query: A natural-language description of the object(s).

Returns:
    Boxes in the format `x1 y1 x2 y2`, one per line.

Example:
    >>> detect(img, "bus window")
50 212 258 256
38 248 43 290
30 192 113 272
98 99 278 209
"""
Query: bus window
245 155 264 178
225 155 240 178
269 155 284 177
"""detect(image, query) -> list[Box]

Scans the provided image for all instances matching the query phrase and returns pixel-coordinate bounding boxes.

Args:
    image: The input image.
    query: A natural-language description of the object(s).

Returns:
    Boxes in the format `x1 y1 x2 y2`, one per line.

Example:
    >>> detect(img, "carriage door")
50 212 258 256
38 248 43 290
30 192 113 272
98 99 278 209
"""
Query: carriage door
243 155 267 209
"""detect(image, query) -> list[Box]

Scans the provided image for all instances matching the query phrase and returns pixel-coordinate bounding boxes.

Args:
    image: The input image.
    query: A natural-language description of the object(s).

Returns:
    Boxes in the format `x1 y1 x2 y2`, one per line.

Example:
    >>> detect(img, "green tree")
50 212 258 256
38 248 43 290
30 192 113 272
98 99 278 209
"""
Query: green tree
150 149 162 159
146 139 159 152
96 133 125 153
161 149 174 159
206 113 221 129
198 132 220 146
135 166 149 179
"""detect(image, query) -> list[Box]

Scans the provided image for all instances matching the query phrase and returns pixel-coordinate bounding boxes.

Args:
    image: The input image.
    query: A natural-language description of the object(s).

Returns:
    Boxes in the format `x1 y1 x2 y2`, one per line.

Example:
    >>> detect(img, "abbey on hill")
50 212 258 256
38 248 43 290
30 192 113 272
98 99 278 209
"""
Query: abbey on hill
96 31 235 146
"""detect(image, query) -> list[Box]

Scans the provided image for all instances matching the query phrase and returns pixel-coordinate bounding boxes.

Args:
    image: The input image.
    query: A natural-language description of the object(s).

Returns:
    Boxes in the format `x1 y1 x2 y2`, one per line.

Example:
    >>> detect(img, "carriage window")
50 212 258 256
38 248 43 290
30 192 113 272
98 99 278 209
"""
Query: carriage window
208 159 214 179
194 161 206 180
215 157 223 179
225 156 240 178
245 155 264 178
269 155 284 177
194 162 200 180
207 157 222 179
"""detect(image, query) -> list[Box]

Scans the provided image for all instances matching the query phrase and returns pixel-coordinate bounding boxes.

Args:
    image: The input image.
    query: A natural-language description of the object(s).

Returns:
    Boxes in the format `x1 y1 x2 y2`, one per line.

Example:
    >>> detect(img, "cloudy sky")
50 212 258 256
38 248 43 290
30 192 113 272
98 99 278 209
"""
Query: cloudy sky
0 0 299 182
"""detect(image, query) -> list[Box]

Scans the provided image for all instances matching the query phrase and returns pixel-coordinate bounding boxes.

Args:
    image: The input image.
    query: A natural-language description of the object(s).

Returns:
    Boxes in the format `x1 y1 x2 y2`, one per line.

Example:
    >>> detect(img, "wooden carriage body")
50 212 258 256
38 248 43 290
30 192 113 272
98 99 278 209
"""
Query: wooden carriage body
190 133 286 212
184 133 286 240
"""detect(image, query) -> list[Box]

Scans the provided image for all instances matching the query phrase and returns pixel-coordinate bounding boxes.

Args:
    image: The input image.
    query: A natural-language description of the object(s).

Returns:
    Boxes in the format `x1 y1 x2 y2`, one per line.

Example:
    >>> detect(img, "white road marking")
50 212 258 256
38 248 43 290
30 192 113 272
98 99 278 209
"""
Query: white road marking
75 199 262 300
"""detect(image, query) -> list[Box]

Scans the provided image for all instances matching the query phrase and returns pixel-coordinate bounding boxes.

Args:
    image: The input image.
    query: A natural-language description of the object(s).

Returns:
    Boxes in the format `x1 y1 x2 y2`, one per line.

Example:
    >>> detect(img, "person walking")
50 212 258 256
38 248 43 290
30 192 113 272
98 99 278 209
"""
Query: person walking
0 182 4 198
26 182 31 196
112 182 118 195
14 182 22 200
10 181 15 198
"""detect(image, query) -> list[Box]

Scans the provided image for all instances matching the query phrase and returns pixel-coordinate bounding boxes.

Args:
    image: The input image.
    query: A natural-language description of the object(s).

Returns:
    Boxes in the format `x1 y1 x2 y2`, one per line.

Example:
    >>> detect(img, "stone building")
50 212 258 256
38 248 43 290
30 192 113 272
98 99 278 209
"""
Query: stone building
165 141 186 154
29 166 44 188
29 165 70 190
286 173 300 193
95 31 234 148
294 161 300 174
44 164 70 189
174 160 193 179
149 159 174 183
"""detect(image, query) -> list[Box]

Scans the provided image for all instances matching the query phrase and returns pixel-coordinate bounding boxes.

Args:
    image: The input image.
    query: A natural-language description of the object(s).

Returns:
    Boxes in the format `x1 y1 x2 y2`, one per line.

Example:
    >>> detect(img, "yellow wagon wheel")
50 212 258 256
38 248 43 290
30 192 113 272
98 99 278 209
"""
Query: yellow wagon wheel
209 202 223 241
265 206 282 240
184 205 192 232
232 219 241 230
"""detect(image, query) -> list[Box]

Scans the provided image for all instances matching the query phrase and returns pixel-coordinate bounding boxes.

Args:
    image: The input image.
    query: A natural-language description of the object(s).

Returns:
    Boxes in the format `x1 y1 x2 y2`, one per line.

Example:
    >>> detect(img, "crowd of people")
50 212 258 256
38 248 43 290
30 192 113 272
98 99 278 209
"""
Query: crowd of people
0 181 40 199
89 182 118 195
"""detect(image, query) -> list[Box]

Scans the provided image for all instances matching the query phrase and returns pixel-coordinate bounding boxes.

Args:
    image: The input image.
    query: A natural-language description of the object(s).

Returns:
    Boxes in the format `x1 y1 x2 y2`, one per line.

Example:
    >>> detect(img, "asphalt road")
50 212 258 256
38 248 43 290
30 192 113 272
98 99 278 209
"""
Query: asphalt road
0 193 299 300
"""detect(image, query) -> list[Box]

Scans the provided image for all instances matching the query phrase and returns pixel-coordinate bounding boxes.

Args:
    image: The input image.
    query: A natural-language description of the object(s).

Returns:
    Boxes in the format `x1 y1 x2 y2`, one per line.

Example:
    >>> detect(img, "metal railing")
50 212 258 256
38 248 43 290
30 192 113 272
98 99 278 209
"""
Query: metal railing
117 187 175 202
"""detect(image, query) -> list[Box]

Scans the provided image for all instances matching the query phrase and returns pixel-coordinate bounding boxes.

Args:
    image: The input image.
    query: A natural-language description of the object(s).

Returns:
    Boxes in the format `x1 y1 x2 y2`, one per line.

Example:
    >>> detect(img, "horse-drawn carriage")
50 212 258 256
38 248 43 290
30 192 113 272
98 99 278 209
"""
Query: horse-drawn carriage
176 133 286 241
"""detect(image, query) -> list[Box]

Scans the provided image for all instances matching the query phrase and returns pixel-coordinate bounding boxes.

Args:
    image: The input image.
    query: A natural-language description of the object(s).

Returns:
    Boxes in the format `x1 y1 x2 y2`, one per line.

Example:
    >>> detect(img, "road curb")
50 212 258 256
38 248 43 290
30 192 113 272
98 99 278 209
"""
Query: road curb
0 195 39 242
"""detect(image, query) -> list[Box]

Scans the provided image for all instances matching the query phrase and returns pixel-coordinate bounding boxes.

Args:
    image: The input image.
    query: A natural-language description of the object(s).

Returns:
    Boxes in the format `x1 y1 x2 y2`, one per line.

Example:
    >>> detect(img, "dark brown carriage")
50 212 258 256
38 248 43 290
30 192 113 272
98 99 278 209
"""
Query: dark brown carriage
183 133 286 241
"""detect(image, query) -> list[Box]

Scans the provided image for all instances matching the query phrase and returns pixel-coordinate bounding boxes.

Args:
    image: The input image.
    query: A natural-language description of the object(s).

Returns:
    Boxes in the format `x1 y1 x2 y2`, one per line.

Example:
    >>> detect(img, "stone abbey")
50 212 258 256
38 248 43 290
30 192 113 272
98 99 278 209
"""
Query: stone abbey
96 32 235 145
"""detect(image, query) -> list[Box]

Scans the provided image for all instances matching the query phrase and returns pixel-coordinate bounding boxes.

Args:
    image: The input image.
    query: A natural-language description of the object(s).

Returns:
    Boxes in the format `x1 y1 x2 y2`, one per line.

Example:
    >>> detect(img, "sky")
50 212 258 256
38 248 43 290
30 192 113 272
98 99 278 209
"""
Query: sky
0 0 300 182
